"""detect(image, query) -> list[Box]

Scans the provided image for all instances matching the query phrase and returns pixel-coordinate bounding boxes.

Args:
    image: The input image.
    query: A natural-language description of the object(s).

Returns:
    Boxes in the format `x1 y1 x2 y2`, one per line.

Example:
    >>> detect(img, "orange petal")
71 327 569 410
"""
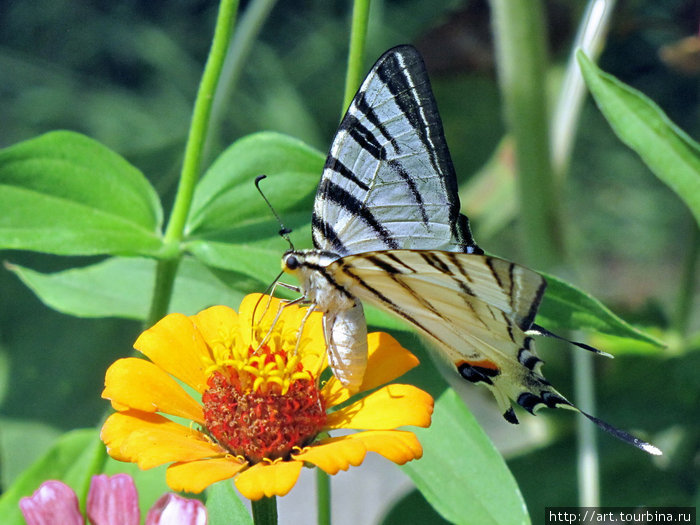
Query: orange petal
325 384 433 430
234 461 303 501
191 305 240 349
292 436 367 474
101 411 224 469
237 294 285 348
102 358 204 424
166 458 246 494
293 430 423 473
322 332 419 406
343 430 423 464
134 313 211 393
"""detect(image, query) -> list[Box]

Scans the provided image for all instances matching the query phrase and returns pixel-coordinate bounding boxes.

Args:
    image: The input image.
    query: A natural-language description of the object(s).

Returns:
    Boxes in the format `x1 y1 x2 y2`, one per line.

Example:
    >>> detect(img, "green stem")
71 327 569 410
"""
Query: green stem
147 258 182 326
554 1 617 507
342 0 371 115
551 0 616 177
147 0 239 323
164 0 239 244
316 469 331 525
489 0 562 269
251 496 278 525
204 0 279 162
672 219 699 337
573 349 599 506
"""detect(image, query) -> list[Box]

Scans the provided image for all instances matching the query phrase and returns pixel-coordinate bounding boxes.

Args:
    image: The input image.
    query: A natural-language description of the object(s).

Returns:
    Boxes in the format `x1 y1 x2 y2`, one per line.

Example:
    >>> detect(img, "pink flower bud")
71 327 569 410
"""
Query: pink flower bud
19 480 83 525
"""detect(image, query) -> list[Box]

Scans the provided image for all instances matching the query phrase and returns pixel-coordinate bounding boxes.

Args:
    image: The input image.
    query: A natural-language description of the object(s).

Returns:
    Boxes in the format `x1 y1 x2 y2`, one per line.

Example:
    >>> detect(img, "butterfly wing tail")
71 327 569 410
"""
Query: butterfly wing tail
471 348 662 455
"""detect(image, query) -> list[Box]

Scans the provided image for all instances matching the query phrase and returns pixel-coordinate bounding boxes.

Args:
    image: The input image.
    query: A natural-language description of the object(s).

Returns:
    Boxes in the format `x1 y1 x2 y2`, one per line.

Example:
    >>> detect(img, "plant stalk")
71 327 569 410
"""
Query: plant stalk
316 469 331 525
147 0 239 324
342 0 371 115
489 0 563 270
204 0 279 161
252 496 278 525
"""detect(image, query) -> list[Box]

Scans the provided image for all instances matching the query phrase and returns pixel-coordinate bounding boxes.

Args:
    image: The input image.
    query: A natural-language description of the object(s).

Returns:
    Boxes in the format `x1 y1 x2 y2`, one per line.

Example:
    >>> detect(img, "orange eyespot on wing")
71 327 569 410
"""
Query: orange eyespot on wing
456 359 500 386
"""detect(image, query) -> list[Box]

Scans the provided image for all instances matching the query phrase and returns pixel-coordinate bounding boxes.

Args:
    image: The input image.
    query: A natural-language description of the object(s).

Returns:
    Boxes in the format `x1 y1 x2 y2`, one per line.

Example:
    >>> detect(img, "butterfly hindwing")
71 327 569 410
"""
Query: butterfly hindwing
312 45 480 256
326 249 568 421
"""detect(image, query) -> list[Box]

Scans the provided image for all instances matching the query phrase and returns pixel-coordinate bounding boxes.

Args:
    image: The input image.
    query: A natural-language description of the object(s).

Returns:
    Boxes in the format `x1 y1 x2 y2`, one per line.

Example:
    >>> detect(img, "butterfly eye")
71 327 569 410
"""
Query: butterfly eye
285 255 300 270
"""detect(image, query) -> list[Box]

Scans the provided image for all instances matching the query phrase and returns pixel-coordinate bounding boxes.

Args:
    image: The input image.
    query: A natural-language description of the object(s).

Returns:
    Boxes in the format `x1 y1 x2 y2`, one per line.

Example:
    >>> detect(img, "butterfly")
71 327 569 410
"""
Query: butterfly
279 44 659 455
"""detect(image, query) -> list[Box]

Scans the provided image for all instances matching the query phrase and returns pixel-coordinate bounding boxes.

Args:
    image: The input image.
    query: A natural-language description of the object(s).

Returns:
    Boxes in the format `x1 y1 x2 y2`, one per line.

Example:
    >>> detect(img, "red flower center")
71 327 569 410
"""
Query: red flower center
202 346 327 463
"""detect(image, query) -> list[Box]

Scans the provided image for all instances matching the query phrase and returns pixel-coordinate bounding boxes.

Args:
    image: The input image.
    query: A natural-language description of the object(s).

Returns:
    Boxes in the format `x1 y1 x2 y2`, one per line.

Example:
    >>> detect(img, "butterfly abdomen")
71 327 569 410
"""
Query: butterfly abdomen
282 250 369 393
322 300 368 393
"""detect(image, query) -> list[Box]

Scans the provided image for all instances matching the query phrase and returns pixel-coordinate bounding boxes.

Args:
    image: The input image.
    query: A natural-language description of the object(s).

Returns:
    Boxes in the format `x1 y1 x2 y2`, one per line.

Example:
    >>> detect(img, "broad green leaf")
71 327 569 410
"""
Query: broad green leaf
0 419 62 491
0 131 163 255
401 389 530 525
187 131 322 235
207 480 253 525
0 429 103 525
381 489 450 525
7 256 251 320
185 210 312 277
185 132 322 278
538 272 664 347
577 51 700 226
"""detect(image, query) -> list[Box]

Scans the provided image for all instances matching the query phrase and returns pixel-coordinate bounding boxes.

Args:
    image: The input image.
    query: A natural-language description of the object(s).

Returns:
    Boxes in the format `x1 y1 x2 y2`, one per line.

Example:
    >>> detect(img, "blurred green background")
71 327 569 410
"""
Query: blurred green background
1 0 697 523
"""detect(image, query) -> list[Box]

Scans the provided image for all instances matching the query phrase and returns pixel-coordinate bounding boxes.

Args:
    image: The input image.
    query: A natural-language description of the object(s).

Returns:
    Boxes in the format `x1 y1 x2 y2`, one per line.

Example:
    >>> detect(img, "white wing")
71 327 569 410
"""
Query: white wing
312 45 480 256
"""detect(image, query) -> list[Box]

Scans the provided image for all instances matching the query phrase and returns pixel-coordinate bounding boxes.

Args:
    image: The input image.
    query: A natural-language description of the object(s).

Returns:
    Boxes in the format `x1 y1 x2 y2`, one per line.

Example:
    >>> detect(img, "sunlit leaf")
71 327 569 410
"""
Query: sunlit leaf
401 389 530 525
207 480 252 525
538 272 664 347
186 131 322 235
0 131 163 255
6 256 251 320
578 51 700 226
0 429 103 525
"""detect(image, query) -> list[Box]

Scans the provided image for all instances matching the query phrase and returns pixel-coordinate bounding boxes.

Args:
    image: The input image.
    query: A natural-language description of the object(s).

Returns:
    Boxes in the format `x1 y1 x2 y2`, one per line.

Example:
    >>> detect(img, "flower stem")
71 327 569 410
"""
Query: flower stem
316 469 331 525
147 0 239 323
672 218 699 337
252 496 278 525
342 0 371 115
204 0 279 162
553 1 617 507
489 0 563 269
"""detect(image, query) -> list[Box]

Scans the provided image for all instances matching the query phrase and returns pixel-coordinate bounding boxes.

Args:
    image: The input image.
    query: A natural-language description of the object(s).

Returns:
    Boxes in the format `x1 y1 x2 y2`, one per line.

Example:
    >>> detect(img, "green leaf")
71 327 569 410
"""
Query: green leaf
6 256 250 320
207 480 253 525
538 271 664 347
402 389 530 525
577 51 700 226
0 418 62 491
0 131 163 255
187 131 322 235
185 132 322 276
381 488 451 525
0 429 104 525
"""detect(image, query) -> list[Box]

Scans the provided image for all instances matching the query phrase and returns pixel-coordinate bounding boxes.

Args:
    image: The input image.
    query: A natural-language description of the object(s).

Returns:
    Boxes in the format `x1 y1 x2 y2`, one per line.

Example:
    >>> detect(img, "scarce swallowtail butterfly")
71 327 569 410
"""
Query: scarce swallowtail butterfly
280 45 660 455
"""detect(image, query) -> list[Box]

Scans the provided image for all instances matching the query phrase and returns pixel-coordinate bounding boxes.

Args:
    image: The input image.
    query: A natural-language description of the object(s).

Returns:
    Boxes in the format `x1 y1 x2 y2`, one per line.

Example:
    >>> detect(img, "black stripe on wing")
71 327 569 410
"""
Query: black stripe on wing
376 46 481 254
311 213 347 254
314 178 399 251
325 155 370 192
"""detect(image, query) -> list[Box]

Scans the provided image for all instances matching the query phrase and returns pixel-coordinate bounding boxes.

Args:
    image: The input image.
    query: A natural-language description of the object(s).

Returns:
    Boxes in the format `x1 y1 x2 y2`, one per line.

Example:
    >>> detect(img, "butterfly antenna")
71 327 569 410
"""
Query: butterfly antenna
255 175 294 250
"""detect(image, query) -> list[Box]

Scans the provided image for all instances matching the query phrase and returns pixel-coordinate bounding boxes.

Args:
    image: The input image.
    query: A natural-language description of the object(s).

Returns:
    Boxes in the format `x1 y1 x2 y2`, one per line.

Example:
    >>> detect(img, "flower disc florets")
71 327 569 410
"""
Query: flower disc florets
202 343 327 463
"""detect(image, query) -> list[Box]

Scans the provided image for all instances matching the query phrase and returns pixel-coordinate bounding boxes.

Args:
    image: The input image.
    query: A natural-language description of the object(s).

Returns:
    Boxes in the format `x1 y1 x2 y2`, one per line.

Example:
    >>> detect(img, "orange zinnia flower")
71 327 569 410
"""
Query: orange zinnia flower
100 294 433 500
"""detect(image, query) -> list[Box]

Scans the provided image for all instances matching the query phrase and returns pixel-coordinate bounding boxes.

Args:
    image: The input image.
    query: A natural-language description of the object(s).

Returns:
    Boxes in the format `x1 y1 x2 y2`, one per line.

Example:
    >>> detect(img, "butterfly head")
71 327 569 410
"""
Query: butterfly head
282 251 302 274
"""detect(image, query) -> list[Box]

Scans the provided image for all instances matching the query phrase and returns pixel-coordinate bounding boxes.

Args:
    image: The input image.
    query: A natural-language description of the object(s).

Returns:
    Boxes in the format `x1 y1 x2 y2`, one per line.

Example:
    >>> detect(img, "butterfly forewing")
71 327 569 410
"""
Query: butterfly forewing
312 45 480 256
